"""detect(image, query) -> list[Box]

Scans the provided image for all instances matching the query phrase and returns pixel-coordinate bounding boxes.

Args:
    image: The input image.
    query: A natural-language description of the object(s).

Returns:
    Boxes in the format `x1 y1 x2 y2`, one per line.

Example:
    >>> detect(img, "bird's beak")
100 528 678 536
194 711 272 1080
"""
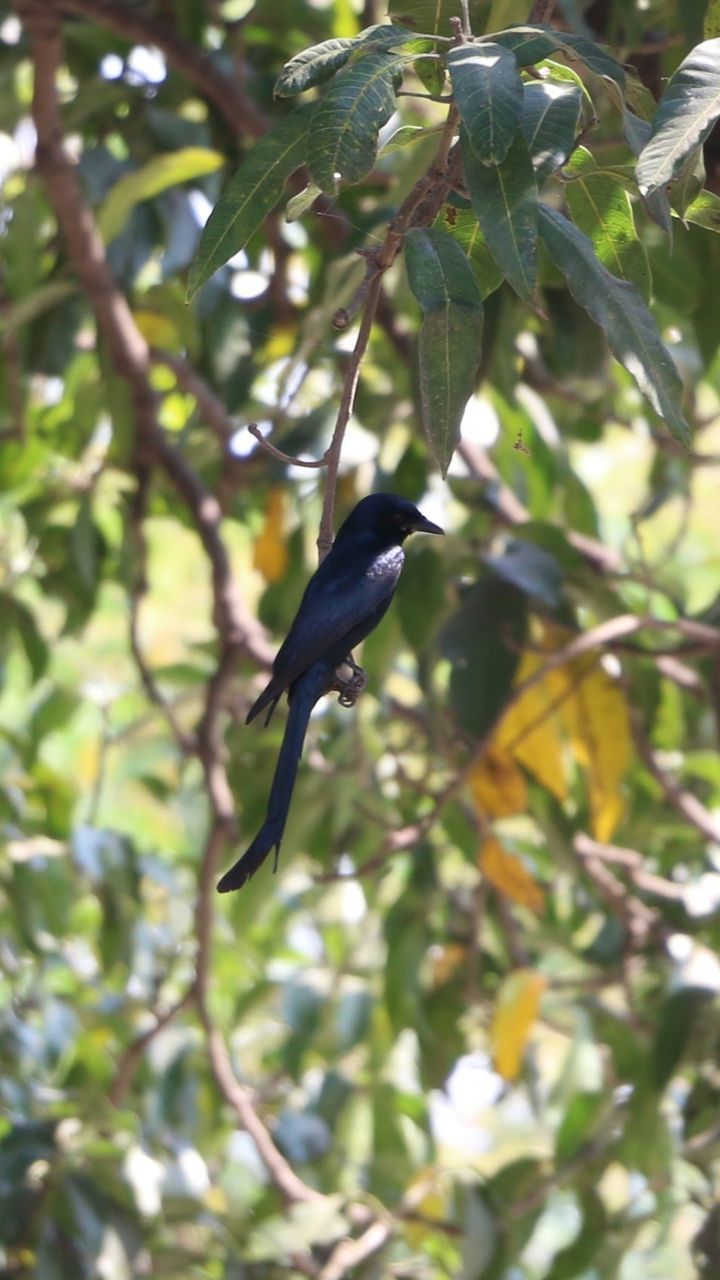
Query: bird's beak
413 512 444 536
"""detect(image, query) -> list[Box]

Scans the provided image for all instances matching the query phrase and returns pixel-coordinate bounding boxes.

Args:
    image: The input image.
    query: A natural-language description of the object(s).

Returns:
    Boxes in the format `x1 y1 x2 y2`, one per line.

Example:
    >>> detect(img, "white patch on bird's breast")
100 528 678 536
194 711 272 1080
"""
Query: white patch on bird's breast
367 546 404 582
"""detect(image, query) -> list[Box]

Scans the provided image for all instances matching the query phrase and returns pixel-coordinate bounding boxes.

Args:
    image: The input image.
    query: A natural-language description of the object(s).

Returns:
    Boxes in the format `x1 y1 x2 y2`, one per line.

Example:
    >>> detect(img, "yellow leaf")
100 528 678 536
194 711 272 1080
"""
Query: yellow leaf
496 649 568 801
490 969 547 1081
469 745 528 817
479 837 545 912
133 309 182 351
555 660 632 842
253 489 288 584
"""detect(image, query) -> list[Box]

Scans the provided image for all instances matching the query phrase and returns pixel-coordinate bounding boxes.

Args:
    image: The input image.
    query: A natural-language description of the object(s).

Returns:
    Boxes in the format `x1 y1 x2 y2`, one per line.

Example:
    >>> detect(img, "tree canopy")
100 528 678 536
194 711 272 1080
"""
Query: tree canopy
2 0 720 1277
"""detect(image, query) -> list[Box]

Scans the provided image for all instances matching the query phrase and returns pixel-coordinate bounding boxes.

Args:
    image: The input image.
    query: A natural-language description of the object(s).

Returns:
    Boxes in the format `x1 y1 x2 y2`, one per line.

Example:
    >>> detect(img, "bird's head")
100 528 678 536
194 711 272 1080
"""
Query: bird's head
337 493 444 545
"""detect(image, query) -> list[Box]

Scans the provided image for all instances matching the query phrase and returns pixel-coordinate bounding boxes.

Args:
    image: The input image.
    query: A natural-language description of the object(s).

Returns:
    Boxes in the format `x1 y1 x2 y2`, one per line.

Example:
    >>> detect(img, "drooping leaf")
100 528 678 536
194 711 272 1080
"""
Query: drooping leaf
623 110 673 236
491 969 547 1080
405 226 484 474
521 79 582 182
274 24 417 97
1 595 49 681
564 147 651 300
668 145 706 216
187 105 314 296
496 649 568 802
447 43 524 165
538 205 690 445
97 147 224 244
440 574 527 739
306 51 404 192
636 39 720 196
479 837 545 912
650 988 710 1091
463 128 538 301
469 748 528 818
253 489 288 584
485 538 563 607
542 628 633 843
435 206 504 297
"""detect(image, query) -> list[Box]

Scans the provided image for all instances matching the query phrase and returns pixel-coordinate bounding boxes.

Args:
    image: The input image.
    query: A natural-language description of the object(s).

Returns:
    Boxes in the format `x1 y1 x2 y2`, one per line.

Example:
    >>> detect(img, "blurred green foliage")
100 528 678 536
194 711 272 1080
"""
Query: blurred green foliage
2 1 720 1278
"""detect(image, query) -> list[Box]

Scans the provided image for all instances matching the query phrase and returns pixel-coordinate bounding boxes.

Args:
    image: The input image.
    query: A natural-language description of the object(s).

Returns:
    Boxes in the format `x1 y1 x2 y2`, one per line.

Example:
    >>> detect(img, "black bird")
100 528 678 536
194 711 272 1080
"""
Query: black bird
217 493 443 892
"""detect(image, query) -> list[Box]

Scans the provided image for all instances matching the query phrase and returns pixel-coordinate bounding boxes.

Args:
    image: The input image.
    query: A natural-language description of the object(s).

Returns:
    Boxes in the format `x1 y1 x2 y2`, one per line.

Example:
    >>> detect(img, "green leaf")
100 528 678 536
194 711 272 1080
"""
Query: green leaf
623 109 673 236
274 36 361 97
405 226 484 475
1 596 49 681
463 128 538 301
520 79 582 182
440 574 527 739
187 106 313 297
650 988 710 1091
97 147 224 244
274 24 417 97
636 39 720 196
435 205 504 297
484 538 563 607
555 1092 606 1163
492 25 625 106
405 225 485 310
306 51 404 192
564 147 651 300
538 204 690 445
447 43 524 165
682 187 720 232
285 182 322 221
380 123 444 155
668 144 706 216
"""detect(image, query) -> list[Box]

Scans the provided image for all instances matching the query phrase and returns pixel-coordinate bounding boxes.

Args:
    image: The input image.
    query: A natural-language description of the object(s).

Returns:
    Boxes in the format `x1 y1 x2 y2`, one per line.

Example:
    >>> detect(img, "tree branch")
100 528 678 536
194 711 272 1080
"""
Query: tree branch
53 0 267 140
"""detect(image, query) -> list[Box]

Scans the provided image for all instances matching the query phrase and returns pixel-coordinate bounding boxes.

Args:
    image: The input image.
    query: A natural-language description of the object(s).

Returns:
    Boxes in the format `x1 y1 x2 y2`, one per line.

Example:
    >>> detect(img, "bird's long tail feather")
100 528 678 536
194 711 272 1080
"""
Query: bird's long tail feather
217 666 328 893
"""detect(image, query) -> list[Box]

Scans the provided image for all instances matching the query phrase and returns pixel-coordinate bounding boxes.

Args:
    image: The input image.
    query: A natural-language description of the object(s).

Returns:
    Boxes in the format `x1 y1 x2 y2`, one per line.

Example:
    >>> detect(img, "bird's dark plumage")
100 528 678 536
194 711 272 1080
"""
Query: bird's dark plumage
217 494 443 893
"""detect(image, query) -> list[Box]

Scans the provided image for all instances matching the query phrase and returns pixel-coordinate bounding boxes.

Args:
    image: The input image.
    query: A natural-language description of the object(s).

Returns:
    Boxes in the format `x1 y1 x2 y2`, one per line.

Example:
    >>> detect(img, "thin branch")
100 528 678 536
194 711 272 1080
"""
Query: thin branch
317 270 384 557
628 702 720 846
317 112 462 558
249 421 328 469
574 833 685 903
53 0 267 140
109 989 195 1107
319 1220 393 1280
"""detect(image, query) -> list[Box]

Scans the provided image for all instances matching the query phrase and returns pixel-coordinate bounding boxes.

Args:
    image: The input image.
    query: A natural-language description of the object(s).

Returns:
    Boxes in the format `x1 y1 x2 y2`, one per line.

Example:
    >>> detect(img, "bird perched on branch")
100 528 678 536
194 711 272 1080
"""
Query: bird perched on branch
217 493 443 893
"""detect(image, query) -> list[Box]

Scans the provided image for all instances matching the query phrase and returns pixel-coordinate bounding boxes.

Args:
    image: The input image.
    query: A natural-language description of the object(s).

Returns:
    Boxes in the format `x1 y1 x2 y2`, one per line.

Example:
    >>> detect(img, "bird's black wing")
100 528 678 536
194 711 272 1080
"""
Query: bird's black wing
246 547 403 723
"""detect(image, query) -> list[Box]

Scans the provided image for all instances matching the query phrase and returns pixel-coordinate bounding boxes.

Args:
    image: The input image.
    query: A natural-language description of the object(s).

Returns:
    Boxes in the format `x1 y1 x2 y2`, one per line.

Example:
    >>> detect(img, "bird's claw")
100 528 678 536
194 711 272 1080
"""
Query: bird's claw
332 657 368 708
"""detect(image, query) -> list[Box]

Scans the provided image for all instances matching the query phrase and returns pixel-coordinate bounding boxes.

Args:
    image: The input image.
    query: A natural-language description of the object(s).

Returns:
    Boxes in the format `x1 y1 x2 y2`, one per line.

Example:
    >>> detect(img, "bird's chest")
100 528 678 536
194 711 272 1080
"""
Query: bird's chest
366 546 404 586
